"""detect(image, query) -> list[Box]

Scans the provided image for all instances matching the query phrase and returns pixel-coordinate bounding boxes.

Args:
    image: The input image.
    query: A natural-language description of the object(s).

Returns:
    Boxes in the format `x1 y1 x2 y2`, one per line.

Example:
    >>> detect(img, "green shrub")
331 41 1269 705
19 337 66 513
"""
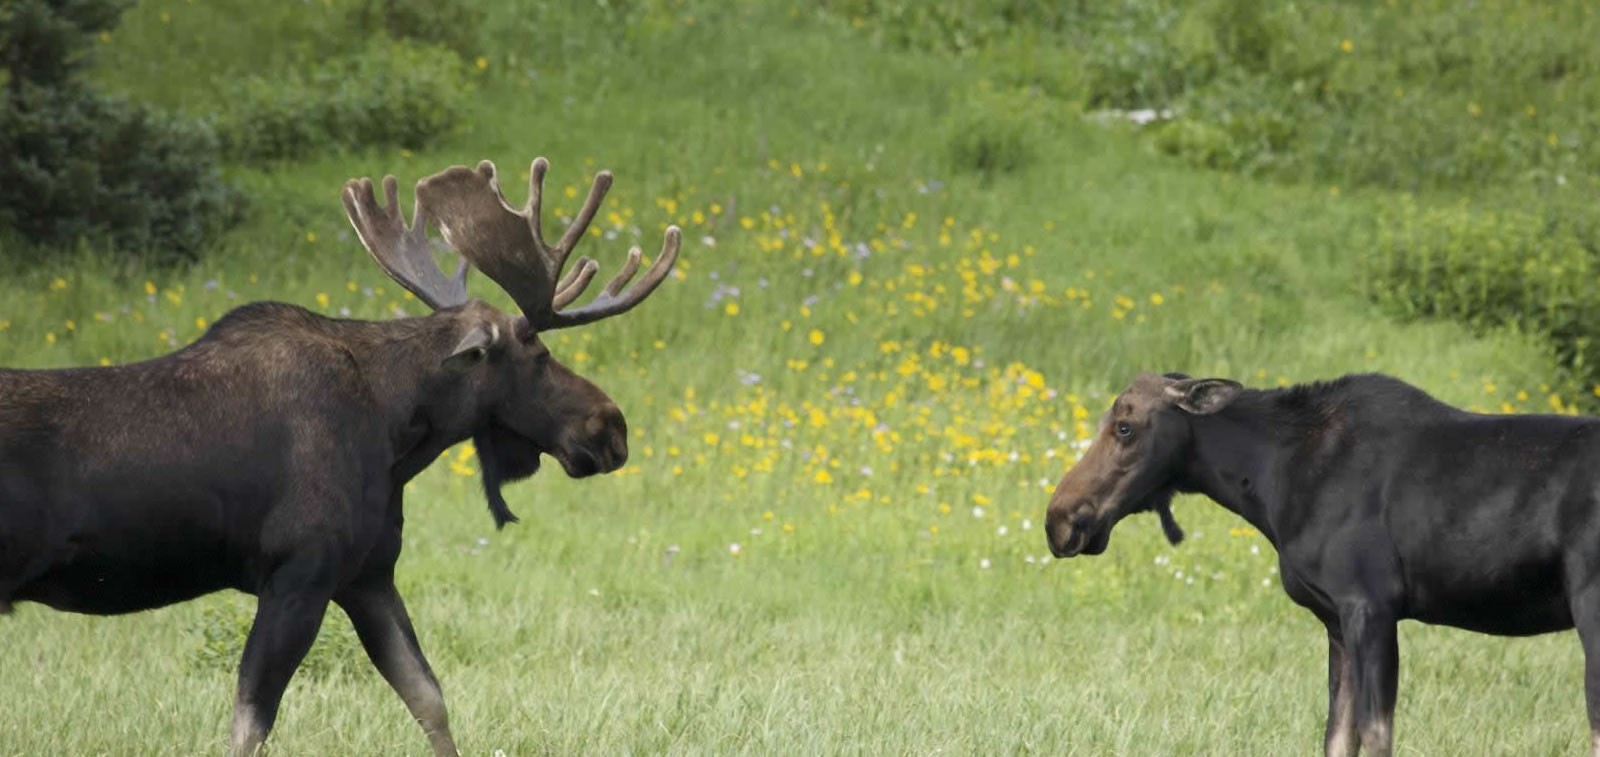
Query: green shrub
974 34 1088 101
0 0 131 89
0 0 240 264
818 0 1600 193
1152 73 1303 174
1074 1 1190 109
943 85 1047 182
345 0 485 60
815 0 1081 57
216 36 469 164
0 84 242 264
1364 197 1600 384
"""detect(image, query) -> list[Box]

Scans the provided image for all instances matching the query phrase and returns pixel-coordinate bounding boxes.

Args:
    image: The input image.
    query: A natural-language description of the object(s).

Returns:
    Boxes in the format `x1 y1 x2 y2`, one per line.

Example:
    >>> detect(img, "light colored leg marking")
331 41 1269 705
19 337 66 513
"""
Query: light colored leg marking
228 701 266 756
1326 678 1356 757
1325 636 1358 757
1361 719 1392 757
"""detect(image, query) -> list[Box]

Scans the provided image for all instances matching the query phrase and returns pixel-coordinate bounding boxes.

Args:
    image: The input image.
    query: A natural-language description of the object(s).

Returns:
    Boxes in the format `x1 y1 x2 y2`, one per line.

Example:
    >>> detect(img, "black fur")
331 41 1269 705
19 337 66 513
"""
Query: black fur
1050 371 1600 753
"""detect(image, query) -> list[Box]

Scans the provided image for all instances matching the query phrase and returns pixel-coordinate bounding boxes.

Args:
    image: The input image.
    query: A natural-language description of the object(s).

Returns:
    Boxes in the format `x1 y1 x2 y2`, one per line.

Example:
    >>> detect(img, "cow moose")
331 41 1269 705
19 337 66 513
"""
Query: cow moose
0 156 680 755
1046 371 1600 757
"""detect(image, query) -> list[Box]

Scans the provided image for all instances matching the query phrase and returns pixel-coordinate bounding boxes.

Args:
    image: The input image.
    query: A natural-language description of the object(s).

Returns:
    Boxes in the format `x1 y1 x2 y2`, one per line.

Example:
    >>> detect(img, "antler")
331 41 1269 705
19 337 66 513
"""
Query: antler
414 158 681 330
340 175 469 310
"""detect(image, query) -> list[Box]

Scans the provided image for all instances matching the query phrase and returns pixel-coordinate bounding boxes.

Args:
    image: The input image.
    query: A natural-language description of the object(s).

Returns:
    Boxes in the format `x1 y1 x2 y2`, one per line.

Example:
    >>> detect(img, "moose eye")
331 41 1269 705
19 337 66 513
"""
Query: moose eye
1115 422 1133 438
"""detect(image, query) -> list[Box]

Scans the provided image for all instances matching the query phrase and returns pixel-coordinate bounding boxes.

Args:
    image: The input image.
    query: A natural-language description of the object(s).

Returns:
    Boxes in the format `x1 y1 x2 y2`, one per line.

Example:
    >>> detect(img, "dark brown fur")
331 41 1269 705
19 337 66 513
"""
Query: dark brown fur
4 152 676 756
0 297 628 755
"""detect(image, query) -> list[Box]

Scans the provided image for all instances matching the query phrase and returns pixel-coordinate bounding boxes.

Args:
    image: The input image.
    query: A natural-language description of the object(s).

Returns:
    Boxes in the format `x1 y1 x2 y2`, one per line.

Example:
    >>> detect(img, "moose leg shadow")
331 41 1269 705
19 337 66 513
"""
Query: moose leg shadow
229 557 336 756
336 580 458 757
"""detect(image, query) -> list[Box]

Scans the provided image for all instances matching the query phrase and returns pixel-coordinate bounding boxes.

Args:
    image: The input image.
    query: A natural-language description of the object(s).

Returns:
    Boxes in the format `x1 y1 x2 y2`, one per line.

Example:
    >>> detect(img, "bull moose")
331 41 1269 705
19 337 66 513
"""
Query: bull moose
1046 371 1600 756
0 156 680 755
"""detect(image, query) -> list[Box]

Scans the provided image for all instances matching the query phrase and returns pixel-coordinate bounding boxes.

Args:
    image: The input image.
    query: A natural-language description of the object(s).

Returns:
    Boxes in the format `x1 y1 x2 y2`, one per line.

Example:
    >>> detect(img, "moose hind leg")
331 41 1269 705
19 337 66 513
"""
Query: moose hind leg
229 562 336 756
336 581 459 757
1323 626 1358 757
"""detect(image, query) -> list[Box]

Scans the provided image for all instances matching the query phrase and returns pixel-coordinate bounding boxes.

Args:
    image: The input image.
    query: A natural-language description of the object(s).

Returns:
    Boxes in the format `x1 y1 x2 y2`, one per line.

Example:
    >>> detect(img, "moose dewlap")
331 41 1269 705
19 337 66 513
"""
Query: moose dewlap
1047 371 1600 757
0 156 680 756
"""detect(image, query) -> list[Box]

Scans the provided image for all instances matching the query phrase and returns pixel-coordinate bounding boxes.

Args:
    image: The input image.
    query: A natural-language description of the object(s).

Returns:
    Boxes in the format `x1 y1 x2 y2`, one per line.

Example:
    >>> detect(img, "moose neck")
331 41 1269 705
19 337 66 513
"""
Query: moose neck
332 312 483 482
1179 390 1311 547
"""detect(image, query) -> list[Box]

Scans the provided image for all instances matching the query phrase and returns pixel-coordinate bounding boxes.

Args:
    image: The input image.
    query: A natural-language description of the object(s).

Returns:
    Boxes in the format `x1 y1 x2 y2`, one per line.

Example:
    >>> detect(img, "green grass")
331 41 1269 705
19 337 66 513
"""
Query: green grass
810 0 1600 191
0 0 1592 754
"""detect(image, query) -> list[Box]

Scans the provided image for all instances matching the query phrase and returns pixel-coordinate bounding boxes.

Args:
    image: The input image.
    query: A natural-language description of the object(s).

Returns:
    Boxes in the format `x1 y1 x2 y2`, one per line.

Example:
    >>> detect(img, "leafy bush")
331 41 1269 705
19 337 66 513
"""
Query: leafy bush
0 0 131 87
817 0 1600 193
1364 197 1600 385
0 0 240 264
345 0 485 60
944 85 1047 182
1151 73 1303 174
0 84 242 264
818 0 1082 56
216 36 469 164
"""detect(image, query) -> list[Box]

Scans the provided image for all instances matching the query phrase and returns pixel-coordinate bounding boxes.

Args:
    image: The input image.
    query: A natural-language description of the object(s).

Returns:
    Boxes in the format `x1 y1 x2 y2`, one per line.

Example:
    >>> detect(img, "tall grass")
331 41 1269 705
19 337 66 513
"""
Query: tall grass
0 0 1592 754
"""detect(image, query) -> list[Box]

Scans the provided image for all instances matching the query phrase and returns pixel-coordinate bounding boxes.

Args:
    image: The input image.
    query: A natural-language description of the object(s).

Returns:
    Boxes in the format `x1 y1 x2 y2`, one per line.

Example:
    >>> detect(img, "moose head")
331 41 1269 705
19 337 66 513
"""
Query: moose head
341 158 680 528
1045 372 1243 557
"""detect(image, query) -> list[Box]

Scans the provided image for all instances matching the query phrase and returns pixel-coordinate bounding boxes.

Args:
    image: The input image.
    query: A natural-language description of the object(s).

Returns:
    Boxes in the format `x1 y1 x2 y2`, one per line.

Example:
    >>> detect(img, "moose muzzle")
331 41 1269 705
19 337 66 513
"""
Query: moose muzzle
557 402 628 478
1044 444 1117 558
1046 498 1106 558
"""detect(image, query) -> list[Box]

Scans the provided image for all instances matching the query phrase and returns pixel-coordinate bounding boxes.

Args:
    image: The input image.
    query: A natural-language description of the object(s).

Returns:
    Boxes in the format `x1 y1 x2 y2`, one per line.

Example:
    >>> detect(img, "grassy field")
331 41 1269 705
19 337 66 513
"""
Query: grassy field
0 1 1593 754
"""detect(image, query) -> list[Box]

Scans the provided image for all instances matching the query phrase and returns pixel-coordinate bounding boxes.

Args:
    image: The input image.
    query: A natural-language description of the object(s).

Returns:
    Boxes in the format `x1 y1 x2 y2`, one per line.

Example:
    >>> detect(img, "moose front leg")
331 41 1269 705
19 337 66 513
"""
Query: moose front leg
230 561 336 756
1570 587 1600 757
1323 625 1358 757
336 580 459 756
1582 627 1600 757
1339 602 1399 757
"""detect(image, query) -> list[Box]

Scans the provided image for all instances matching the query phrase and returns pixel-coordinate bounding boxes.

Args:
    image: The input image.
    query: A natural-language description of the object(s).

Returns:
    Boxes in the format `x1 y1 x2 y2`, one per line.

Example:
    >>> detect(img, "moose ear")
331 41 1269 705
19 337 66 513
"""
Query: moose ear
1164 377 1242 415
442 323 498 371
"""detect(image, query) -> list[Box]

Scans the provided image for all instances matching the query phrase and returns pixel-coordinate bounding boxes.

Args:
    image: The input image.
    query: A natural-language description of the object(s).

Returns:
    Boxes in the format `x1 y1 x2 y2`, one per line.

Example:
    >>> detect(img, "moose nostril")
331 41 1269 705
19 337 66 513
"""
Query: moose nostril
585 403 627 470
1045 514 1074 557
610 434 628 467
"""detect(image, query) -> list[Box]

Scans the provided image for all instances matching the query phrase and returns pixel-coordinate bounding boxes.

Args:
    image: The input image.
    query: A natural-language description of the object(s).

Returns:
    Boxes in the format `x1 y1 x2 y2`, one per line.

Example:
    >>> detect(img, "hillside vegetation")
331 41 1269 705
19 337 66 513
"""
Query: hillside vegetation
0 1 1594 753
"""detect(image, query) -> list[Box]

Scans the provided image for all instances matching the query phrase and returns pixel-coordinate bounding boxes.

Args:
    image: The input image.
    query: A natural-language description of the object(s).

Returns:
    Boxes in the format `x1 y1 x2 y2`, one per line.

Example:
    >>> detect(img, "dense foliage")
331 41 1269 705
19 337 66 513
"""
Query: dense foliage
817 0 1600 190
0 0 238 264
215 36 468 164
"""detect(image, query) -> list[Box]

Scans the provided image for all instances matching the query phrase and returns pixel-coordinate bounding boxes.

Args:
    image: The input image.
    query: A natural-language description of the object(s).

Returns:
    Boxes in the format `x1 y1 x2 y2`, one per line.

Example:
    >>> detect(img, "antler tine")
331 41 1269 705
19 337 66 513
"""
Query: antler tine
341 174 469 311
539 225 682 330
553 257 599 309
601 247 643 297
526 158 549 251
554 169 614 256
